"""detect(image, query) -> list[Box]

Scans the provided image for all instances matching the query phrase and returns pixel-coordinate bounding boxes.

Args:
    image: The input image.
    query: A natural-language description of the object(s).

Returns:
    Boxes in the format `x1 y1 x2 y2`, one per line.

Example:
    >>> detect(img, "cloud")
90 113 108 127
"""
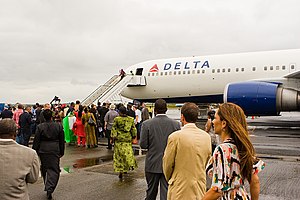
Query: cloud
70 79 98 86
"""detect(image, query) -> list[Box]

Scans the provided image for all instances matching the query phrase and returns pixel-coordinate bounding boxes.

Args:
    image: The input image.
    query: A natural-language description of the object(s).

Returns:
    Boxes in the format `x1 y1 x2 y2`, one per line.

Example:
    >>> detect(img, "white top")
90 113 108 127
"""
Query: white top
68 116 76 130
135 109 142 123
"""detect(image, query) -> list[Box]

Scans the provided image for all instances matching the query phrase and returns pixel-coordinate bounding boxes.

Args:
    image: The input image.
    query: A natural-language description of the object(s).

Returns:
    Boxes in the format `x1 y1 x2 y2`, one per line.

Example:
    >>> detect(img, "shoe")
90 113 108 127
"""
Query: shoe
106 147 112 150
47 191 52 199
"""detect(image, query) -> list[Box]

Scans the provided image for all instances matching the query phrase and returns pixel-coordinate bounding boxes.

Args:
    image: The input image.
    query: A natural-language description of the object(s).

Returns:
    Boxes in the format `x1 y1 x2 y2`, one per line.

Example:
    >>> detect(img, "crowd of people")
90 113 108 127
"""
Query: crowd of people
0 99 265 200
0 100 151 148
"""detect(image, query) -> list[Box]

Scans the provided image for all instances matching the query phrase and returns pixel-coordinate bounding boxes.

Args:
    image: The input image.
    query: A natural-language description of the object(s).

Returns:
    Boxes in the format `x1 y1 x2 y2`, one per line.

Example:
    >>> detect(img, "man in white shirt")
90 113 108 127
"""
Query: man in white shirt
133 105 142 140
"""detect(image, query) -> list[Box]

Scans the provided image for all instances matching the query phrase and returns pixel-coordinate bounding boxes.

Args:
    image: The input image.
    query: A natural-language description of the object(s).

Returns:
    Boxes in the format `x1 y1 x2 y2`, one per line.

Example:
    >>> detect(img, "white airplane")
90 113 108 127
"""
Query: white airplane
120 49 300 116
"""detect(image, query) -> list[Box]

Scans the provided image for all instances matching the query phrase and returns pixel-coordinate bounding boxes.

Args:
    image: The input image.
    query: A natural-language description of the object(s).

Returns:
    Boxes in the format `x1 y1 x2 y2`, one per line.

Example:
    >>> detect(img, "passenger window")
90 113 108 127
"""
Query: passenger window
160 72 163 76
169 71 172 75
236 68 239 72
148 73 150 76
202 70 205 74
270 66 273 70
178 71 181 75
282 66 286 70
252 67 256 71
165 72 168 76
291 65 295 69
276 66 279 70
187 71 190 74
241 68 244 72
152 73 155 76
183 71 186 75
264 66 267 71
212 69 215 73
197 70 201 74
217 69 220 73
222 69 225 73
192 70 195 74
228 68 231 72
174 71 176 75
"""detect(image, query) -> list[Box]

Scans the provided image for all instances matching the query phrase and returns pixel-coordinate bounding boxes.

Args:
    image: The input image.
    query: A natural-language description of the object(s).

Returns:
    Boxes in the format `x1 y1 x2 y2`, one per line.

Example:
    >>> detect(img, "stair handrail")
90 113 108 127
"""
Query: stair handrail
82 75 134 106
81 75 120 105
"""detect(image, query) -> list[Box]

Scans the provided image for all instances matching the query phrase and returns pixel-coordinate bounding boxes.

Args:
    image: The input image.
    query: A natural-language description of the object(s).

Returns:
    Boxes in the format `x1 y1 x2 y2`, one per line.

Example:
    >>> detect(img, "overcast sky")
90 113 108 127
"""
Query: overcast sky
1 0 299 104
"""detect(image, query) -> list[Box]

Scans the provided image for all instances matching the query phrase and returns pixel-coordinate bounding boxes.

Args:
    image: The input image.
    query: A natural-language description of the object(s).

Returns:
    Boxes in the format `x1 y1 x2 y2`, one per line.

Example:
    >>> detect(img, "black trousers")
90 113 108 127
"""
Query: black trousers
95 126 99 144
19 128 31 146
106 129 112 149
136 123 141 140
39 153 61 193
145 172 168 200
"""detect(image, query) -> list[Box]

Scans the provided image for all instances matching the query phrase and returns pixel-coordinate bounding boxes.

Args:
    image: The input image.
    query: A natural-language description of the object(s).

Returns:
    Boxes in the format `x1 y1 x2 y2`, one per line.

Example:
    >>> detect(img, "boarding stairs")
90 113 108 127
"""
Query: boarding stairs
81 74 146 106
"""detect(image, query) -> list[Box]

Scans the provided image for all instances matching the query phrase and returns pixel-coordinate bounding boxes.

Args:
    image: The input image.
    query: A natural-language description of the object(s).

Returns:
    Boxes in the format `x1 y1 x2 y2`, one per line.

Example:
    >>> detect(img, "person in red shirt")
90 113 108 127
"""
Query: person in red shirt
13 104 24 144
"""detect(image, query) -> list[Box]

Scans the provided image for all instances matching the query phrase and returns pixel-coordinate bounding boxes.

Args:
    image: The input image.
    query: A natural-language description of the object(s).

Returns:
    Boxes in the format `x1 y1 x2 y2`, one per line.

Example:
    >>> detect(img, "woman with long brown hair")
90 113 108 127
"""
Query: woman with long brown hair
203 103 265 200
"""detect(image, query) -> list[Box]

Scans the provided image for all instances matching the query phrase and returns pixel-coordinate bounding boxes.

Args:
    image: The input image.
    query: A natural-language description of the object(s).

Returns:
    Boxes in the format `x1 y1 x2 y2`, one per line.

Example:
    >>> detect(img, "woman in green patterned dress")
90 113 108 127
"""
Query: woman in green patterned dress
111 105 138 179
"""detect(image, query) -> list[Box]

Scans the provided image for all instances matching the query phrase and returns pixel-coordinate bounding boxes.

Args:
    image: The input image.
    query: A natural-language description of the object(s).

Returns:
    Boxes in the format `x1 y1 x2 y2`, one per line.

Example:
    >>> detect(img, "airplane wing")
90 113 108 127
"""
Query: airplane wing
284 71 300 79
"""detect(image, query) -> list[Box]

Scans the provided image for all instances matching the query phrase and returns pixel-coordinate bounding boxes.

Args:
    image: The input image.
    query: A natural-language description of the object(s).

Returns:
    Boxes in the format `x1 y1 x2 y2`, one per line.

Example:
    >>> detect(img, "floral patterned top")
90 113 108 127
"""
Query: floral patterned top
206 138 265 200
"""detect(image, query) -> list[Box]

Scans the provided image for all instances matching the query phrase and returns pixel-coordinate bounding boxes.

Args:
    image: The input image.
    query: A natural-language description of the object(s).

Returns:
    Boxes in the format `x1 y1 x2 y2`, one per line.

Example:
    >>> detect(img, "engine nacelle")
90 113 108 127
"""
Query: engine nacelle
224 82 300 116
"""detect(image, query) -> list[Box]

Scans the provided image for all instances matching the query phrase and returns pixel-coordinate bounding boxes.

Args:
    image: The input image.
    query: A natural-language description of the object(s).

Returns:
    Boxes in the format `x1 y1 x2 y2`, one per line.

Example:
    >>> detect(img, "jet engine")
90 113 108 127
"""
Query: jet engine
224 82 300 116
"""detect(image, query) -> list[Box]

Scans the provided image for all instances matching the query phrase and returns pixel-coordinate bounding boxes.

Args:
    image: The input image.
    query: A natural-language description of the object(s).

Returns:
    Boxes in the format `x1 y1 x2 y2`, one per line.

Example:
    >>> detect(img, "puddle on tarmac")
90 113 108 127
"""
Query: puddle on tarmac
61 155 113 174
72 155 113 169
62 148 146 174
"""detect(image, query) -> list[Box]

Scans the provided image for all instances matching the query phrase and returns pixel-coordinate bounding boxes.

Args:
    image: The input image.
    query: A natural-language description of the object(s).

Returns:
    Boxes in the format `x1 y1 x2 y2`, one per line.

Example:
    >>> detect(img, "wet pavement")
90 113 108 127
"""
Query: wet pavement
28 111 300 200
60 145 113 173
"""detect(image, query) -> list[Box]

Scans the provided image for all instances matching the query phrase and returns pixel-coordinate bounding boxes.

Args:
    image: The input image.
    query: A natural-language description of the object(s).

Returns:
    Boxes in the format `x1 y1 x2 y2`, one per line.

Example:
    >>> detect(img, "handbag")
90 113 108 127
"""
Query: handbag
88 115 96 126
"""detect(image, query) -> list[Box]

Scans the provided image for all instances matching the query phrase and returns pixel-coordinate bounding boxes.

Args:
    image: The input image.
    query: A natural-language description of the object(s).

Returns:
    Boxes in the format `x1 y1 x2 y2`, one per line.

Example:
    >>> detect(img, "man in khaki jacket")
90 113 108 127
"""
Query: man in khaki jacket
163 103 211 200
0 119 40 200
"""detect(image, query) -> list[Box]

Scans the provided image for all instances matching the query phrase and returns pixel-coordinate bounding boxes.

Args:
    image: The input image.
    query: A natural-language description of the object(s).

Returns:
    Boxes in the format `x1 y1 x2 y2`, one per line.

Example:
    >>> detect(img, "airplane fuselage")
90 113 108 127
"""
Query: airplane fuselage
121 49 300 104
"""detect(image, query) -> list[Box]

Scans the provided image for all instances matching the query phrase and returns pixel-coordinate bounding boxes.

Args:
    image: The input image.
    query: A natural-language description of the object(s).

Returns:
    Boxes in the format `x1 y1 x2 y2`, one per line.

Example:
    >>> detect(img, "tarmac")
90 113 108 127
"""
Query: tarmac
27 111 300 200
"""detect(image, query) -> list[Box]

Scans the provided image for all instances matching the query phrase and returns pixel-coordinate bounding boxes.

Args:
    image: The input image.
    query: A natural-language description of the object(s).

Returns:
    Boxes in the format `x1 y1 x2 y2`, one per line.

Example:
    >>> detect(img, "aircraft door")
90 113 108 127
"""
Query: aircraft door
136 68 143 75
127 67 146 86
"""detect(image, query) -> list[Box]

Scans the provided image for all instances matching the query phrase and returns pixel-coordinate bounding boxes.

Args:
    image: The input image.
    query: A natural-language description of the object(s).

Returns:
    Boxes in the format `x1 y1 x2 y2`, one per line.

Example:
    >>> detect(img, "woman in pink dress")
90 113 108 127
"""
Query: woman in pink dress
73 105 86 147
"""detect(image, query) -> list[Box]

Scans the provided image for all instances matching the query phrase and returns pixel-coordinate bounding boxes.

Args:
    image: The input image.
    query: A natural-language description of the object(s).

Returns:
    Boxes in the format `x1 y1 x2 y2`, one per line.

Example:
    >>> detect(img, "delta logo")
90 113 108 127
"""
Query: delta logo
149 64 159 72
